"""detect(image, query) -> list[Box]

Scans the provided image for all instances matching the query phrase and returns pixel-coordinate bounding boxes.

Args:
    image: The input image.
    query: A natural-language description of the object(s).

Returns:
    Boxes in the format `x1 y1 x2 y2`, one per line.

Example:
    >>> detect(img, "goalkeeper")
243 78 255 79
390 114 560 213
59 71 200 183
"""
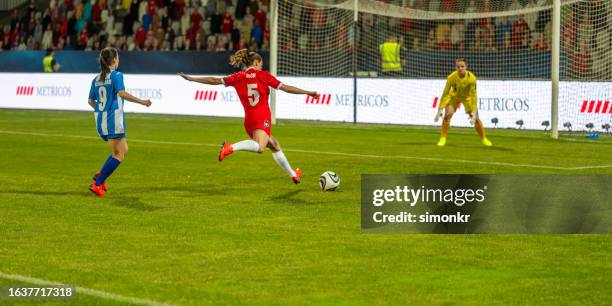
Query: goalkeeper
434 58 492 147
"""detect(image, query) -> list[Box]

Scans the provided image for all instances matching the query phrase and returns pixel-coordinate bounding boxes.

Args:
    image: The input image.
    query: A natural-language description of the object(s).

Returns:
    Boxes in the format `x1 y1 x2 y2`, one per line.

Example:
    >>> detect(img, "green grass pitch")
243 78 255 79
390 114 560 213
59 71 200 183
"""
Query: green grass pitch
0 109 610 305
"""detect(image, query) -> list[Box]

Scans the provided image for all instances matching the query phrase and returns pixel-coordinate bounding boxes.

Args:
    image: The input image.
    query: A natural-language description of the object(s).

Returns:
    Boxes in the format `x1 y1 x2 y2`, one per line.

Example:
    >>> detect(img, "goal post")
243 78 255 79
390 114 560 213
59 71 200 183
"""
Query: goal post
552 0 561 139
269 0 279 124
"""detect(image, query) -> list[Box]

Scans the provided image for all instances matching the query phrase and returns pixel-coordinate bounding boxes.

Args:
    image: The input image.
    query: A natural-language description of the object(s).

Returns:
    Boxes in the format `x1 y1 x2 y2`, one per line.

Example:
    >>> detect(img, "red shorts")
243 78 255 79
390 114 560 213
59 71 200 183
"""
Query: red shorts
244 115 271 138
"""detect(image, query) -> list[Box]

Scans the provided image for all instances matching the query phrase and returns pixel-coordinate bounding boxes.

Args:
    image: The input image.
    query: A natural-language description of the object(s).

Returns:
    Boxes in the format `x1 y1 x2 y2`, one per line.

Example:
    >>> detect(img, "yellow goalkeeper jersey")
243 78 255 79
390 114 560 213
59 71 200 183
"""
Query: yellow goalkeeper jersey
440 70 478 112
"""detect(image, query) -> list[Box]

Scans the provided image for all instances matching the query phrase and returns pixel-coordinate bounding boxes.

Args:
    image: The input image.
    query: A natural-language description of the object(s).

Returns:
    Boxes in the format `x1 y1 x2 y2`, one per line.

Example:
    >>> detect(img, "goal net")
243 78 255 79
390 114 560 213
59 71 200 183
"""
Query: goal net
273 0 612 134
559 0 612 134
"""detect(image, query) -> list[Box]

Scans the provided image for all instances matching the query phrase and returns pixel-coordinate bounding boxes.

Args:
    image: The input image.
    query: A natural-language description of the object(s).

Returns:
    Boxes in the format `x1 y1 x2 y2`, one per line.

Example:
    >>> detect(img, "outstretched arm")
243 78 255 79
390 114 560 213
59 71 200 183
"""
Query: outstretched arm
279 84 317 97
178 72 223 85
118 90 152 107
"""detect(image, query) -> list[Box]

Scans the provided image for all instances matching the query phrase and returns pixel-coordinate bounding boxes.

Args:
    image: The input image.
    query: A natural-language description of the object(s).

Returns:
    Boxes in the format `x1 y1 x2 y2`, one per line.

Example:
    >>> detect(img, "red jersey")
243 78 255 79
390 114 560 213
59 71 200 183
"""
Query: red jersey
222 68 282 136
223 67 281 118
222 14 233 34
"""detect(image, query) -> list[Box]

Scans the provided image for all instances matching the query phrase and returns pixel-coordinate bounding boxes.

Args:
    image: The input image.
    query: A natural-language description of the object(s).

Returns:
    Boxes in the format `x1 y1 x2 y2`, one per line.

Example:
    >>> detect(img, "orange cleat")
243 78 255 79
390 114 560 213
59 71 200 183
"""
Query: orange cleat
292 168 302 184
89 182 106 197
218 141 234 162
92 173 107 191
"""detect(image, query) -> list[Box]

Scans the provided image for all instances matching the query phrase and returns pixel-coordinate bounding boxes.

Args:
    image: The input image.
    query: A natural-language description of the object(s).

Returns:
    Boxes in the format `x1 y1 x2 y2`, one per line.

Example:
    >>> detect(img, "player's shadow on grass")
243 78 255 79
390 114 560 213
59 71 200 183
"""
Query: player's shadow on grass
396 141 443 146
4 190 89 197
146 185 229 196
268 189 312 205
444 144 514 152
110 196 162 212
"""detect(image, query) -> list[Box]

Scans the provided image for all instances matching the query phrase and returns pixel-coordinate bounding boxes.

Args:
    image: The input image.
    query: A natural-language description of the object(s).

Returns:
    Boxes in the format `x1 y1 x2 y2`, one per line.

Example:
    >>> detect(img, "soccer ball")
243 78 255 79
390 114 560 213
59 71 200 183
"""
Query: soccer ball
319 171 340 191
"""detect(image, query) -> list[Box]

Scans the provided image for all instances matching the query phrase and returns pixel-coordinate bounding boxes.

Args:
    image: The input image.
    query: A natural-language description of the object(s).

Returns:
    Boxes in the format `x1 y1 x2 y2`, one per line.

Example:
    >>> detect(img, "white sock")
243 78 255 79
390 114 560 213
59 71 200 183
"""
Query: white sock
231 140 260 152
272 150 296 177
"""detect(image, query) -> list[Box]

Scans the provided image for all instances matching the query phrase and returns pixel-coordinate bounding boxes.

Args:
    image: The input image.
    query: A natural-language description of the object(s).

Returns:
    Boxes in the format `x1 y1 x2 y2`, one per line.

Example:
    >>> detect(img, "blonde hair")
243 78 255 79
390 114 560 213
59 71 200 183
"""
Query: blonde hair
229 49 262 69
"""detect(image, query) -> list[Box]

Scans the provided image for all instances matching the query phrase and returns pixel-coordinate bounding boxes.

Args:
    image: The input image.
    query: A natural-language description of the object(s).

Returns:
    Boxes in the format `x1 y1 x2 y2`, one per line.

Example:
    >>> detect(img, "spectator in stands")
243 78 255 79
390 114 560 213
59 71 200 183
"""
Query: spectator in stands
240 15 252 45
438 29 452 50
41 24 54 50
335 24 349 51
236 0 248 20
379 35 402 77
577 13 593 50
571 39 592 77
450 21 465 51
16 37 27 50
535 0 551 34
255 6 267 31
496 16 512 49
562 10 577 51
134 22 146 49
424 29 436 51
251 19 263 49
435 21 450 48
43 47 61 72
215 35 227 51
248 0 258 16
222 7 234 35
511 15 529 49
483 18 496 51
524 0 538 31
530 32 549 51
211 5 223 34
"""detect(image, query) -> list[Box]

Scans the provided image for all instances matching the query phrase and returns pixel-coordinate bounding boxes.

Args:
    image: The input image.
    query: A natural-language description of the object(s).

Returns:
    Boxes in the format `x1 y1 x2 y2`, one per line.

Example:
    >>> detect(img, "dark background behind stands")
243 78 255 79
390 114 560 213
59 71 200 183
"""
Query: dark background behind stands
0 50 567 79
0 50 269 74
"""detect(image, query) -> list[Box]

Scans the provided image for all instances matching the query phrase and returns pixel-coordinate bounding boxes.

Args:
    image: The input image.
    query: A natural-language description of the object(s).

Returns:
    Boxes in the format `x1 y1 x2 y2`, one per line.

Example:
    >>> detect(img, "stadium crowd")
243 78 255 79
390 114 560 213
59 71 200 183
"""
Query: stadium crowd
0 0 608 77
1 0 271 51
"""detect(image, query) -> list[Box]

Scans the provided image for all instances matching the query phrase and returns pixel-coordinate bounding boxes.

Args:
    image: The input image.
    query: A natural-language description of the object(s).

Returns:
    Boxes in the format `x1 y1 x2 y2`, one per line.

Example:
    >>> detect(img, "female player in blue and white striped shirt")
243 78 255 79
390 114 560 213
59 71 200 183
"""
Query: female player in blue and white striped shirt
87 47 152 196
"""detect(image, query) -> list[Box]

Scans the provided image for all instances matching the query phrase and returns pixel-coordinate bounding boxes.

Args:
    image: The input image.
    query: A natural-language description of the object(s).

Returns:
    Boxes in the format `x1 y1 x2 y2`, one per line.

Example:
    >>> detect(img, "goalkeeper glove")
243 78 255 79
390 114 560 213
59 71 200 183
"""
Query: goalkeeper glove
434 109 444 123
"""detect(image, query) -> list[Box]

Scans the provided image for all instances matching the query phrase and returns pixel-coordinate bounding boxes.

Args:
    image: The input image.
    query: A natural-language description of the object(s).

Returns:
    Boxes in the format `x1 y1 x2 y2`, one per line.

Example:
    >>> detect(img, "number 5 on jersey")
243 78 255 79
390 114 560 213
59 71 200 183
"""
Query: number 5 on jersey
247 83 260 106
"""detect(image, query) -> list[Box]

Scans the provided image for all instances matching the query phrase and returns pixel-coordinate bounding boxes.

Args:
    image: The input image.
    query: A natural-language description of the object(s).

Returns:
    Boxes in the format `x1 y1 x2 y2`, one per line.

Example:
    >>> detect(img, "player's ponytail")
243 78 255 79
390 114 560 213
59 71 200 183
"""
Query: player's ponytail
229 48 263 69
99 47 118 81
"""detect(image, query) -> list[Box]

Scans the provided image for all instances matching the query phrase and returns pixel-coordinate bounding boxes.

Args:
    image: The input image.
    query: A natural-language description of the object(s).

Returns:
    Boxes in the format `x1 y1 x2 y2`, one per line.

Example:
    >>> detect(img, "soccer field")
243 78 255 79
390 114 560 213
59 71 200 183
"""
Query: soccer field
0 109 611 305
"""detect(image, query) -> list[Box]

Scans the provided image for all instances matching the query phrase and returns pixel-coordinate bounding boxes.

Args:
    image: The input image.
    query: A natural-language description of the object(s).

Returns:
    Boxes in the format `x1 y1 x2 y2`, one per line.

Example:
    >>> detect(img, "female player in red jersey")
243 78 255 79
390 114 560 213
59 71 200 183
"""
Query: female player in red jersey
178 49 318 184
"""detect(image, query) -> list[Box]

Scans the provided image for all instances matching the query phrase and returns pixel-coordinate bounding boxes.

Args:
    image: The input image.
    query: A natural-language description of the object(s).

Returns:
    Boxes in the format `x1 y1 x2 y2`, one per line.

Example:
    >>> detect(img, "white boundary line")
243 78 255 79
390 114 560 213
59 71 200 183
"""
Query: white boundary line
0 271 173 306
1 130 611 171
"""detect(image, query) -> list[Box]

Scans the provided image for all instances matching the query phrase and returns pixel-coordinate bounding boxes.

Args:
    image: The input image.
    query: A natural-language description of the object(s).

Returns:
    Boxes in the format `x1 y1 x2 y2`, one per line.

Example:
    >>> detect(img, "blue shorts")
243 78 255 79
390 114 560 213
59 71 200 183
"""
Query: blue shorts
100 133 126 142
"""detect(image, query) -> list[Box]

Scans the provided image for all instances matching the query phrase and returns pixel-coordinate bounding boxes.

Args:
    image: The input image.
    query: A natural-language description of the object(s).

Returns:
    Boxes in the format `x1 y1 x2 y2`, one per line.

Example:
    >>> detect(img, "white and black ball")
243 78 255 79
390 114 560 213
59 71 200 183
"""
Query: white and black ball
319 171 340 191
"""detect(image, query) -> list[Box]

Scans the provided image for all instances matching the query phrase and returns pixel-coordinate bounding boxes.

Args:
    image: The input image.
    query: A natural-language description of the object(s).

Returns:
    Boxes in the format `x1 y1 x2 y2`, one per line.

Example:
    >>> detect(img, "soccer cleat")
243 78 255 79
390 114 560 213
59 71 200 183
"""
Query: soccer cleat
218 141 234 161
92 173 108 191
89 182 106 197
437 137 447 147
482 138 493 147
291 168 302 184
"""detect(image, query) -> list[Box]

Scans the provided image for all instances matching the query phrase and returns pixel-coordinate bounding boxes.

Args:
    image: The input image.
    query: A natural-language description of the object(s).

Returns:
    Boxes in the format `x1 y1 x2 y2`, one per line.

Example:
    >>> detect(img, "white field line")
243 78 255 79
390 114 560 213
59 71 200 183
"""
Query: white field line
0 271 173 306
0 130 610 171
